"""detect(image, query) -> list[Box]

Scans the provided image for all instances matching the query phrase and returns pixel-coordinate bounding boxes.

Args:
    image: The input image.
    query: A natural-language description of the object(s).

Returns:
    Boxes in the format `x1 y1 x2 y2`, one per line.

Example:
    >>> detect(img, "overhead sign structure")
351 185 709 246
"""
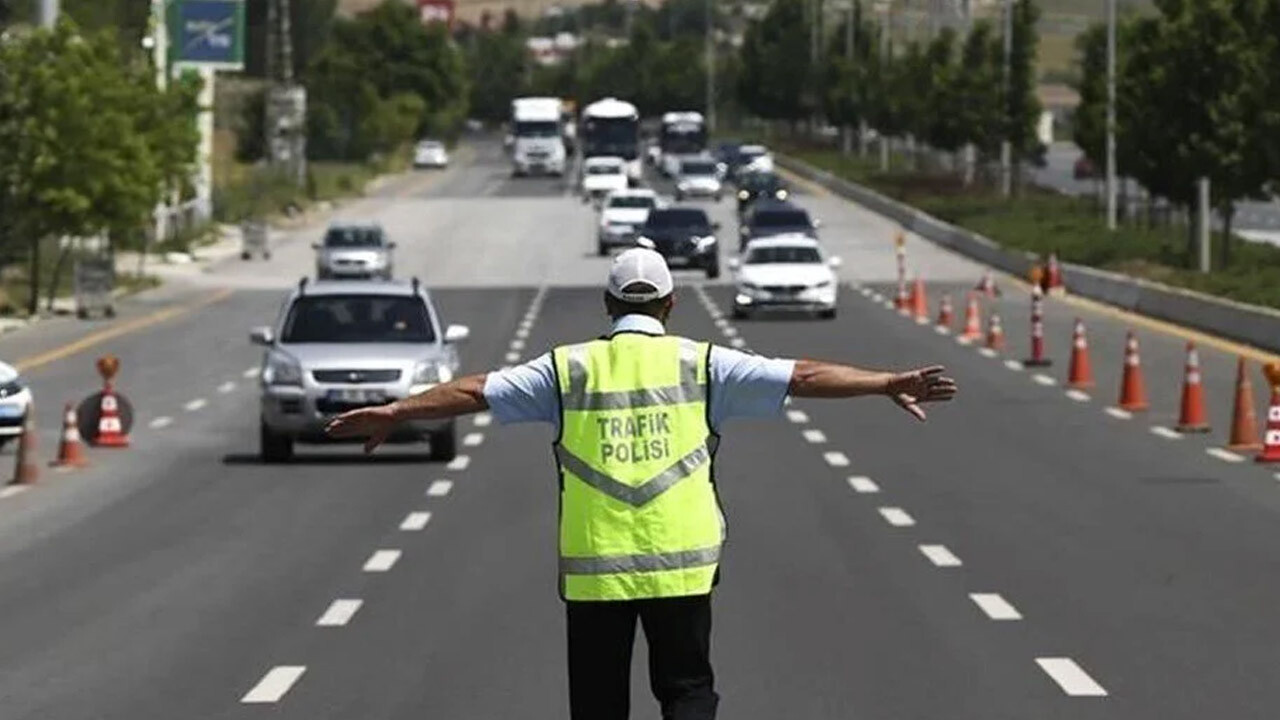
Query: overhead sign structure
417 0 455 28
169 0 246 70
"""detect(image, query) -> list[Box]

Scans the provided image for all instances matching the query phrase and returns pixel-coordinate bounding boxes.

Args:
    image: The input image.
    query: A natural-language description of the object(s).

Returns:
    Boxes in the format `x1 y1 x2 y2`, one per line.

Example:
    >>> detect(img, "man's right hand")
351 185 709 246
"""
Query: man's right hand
886 366 957 422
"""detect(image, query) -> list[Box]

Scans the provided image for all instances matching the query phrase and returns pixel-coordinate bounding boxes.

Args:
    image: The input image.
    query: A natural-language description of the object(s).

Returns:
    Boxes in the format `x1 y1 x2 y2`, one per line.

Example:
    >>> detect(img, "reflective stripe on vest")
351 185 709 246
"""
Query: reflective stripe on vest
554 441 710 507
559 545 721 575
560 341 706 411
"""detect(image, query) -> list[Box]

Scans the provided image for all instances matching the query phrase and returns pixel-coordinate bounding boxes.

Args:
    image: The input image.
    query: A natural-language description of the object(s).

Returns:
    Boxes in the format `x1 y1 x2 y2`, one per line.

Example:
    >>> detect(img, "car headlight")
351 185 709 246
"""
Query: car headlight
776 189 789 200
0 377 24 399
413 361 454 385
738 190 749 200
695 235 717 250
263 350 302 386
636 236 655 249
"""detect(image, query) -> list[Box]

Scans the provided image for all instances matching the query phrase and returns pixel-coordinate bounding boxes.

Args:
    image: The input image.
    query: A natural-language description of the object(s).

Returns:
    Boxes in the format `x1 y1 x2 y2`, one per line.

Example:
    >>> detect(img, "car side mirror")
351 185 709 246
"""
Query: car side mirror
711 222 721 231
250 326 275 345
728 258 741 271
311 242 321 250
828 256 844 269
444 324 471 344
812 218 823 229
387 241 398 249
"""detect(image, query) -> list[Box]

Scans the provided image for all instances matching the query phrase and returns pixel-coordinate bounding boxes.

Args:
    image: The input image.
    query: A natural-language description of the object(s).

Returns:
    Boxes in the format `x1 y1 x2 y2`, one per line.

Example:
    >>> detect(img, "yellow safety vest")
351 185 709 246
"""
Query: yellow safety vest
553 333 723 601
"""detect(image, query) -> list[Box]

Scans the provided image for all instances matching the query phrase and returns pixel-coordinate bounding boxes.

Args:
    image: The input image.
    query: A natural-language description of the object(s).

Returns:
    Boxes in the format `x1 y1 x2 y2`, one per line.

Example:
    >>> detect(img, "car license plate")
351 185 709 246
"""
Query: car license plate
0 404 23 418
666 256 690 267
326 389 385 404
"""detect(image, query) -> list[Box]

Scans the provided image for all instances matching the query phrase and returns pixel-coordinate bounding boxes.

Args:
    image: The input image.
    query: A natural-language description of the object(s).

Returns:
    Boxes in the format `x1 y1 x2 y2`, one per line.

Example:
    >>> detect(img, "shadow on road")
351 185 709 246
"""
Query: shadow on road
221 452 437 466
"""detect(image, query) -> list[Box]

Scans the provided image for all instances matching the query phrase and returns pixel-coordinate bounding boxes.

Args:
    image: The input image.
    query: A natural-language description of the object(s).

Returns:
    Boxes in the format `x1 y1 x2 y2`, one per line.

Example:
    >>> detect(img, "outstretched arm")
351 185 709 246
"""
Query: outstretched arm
788 360 957 421
325 373 490 453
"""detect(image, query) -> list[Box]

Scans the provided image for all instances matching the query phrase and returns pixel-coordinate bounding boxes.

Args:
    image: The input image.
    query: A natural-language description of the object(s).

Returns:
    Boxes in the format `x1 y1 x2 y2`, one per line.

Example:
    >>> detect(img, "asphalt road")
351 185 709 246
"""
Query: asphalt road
0 137 1277 719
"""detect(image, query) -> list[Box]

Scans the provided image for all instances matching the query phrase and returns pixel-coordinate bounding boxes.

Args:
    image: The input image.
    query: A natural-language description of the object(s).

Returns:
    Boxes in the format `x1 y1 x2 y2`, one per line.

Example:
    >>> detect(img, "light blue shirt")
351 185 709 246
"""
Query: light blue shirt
482 314 796 433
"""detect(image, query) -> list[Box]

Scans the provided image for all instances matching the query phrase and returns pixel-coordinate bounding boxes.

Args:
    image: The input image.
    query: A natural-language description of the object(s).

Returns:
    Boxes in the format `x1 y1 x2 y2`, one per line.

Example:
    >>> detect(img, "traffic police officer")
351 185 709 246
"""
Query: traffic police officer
327 248 956 720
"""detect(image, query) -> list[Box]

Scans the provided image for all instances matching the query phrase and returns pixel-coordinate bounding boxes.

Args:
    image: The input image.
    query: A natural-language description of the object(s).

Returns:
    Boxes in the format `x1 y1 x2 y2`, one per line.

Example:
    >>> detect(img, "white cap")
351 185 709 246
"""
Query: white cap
606 248 674 303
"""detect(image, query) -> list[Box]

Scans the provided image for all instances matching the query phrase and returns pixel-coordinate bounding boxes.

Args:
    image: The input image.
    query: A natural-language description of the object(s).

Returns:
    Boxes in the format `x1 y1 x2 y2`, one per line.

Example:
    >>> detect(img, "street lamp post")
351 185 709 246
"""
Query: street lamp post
1000 0 1012 198
36 0 58 28
1105 0 1117 230
706 0 715 133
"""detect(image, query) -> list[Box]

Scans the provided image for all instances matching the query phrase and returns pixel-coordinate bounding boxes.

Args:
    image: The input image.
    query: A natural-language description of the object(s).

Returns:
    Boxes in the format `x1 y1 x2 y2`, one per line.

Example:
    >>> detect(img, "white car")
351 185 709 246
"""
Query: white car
675 157 723 201
581 156 629 203
735 144 775 176
597 188 659 255
730 234 841 319
413 140 449 169
0 361 32 446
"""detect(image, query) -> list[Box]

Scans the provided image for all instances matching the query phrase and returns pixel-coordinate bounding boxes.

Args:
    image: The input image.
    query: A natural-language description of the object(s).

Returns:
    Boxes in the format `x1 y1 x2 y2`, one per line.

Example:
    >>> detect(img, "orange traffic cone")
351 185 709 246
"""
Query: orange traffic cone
94 388 129 448
1175 343 1210 433
1227 357 1262 452
985 312 1005 351
1045 252 1064 295
936 294 953 329
1024 285 1052 367
1117 331 1149 412
910 277 928 320
975 270 999 298
1067 319 1095 389
10 409 37 485
51 403 88 468
960 293 982 341
1259 363 1280 464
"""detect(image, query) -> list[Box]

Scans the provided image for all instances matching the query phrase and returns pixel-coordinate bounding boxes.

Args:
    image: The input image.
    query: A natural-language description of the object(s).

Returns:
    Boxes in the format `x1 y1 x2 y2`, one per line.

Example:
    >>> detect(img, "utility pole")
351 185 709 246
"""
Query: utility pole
266 0 307 188
1196 177 1210 272
960 0 975 185
1105 0 1117 230
1000 0 1012 198
149 0 170 244
843 0 854 154
706 0 716 133
878 0 891 171
35 0 57 27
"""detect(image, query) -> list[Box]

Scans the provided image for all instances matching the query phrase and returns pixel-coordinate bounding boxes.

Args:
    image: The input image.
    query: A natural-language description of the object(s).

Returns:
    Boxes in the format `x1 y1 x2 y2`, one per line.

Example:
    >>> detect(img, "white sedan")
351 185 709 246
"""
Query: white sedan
597 188 659 255
0 361 32 446
581 156 629 204
413 140 449 169
730 234 841 319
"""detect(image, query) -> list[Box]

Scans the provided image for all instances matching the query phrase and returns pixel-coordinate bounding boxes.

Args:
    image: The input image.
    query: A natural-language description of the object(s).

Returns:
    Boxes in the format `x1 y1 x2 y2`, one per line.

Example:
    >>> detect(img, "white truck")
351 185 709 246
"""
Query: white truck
510 97 567 176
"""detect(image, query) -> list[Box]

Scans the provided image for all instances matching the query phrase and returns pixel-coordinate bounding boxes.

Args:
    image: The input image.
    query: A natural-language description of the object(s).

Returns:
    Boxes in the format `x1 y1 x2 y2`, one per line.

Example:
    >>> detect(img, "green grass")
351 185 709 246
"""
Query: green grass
787 147 1280 310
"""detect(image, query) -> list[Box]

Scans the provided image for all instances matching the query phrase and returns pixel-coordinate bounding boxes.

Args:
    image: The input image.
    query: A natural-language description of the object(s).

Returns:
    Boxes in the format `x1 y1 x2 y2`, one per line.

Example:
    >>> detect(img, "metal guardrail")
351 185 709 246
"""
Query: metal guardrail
777 153 1280 355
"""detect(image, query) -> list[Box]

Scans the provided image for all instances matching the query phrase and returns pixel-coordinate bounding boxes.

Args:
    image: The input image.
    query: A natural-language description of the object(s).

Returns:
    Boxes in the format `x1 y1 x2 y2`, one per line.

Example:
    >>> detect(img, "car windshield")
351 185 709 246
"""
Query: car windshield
324 227 385 248
752 210 810 227
281 295 435 343
609 196 655 209
746 246 822 264
742 173 783 191
418 141 442 150
645 209 709 229
681 161 717 175
514 120 560 137
587 164 622 175
741 147 767 158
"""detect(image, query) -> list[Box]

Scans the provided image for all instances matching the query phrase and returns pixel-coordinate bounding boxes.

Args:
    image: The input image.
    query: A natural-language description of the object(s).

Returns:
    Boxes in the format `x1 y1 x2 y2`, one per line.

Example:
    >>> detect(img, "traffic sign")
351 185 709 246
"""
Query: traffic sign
169 0 245 70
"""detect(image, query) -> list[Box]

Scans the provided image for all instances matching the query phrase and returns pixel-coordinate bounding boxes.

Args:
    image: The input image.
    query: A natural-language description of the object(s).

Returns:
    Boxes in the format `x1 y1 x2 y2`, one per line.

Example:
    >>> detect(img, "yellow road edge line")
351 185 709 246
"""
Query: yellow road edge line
14 288 235 373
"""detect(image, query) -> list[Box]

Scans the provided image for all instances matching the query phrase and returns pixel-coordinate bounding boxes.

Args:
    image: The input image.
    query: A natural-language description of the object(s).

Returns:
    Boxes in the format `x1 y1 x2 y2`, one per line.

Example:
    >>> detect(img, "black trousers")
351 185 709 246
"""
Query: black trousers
566 594 719 720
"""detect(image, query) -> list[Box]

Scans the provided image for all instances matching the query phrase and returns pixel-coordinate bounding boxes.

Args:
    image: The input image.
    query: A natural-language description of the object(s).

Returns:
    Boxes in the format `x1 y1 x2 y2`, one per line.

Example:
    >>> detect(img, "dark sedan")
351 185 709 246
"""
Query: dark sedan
635 207 721 279
739 200 819 251
735 171 790 215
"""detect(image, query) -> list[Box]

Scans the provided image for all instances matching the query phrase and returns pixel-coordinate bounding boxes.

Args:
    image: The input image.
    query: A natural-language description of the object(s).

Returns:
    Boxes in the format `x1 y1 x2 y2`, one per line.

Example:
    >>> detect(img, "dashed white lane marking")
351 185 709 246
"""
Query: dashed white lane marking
218 381 236 394
0 485 29 499
730 337 747 349
1150 426 1182 440
184 398 207 412
1033 374 1057 386
970 593 1022 620
955 336 973 346
427 480 454 497
1065 389 1091 402
362 549 401 572
1035 657 1108 697
823 451 850 467
505 352 521 363
243 367 260 379
1206 448 1246 463
714 318 729 328
463 432 484 447
883 300 897 310
802 429 827 444
149 416 173 429
1105 407 1133 420
446 455 471 471
316 599 363 627
786 410 810 424
722 326 738 338
515 327 530 339
1004 359 1024 371
914 317 930 325
919 544 962 567
848 476 879 493
473 413 492 427
978 348 998 358
878 507 916 527
241 666 307 703
400 511 432 531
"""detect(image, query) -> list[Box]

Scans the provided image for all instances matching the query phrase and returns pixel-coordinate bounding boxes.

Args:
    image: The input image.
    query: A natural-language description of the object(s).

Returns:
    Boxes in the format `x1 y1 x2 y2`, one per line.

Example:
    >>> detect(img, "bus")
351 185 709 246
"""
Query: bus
658 111 708 177
580 97 641 185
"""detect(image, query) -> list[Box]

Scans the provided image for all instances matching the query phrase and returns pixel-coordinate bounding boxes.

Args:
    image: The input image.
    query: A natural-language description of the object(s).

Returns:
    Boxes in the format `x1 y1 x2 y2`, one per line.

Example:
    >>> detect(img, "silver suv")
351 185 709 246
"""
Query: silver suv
251 278 470 463
313 222 395 280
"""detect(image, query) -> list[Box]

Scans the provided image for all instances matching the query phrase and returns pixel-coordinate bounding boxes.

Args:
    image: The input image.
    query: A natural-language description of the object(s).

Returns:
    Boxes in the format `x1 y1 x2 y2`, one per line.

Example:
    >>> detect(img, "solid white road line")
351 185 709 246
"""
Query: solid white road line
473 413 492 427
1105 407 1133 420
978 348 998 358
1004 359 1024 371
970 593 1022 620
1150 426 1182 440
505 352 521 363
362 549 401 572
218 381 236 394
847 476 879 493
878 507 916 527
786 410 810 424
823 451 850 467
184 398 207 412
149 416 173 429
802 429 827 444
400 511 432 531
1065 389 1091 402
316 599 363 627
919 544 962 567
243 367 260 379
1206 448 1246 463
463 432 484 447
1033 374 1057 386
0 485 29 499
730 337 747 349
427 480 453 497
1035 657 1108 697
241 666 307 703
446 455 471 471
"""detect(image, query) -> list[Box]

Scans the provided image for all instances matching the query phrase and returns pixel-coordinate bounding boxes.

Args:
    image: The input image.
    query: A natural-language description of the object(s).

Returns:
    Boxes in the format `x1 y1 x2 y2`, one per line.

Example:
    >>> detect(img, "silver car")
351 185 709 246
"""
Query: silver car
675 157 724 201
313 222 395 280
251 278 470 462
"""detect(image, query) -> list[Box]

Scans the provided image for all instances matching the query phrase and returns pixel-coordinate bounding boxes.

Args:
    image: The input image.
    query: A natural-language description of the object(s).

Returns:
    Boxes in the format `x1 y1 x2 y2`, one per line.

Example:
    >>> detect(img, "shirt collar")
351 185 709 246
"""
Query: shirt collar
609 314 666 337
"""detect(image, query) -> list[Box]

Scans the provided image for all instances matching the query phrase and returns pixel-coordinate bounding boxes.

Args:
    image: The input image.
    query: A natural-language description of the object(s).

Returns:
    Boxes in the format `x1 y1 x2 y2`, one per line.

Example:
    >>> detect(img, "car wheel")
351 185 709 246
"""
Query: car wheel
714 193 723 202
597 241 609 257
732 307 750 321
675 191 684 201
260 420 294 463
819 309 837 320
430 422 457 462
705 262 720 280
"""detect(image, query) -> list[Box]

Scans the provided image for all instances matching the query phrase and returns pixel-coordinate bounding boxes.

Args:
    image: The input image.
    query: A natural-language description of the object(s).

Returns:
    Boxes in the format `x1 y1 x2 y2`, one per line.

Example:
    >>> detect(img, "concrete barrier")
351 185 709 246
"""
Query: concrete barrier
779 153 1280 354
